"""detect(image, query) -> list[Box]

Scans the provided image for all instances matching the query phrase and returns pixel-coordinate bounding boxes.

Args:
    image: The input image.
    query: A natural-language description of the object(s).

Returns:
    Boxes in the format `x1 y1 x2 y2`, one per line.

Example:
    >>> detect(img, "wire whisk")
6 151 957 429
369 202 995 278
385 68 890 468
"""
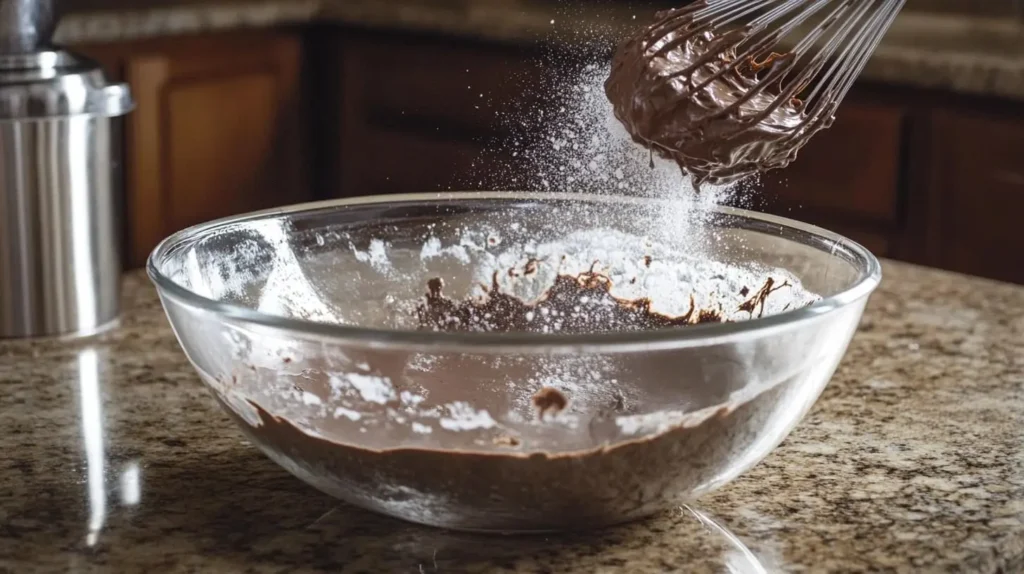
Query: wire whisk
606 0 907 187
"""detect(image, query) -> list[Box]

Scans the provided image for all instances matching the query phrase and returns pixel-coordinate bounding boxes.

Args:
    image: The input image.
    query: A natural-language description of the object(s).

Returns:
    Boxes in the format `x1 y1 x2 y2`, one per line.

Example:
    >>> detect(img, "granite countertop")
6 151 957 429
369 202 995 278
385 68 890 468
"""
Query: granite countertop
1 261 1022 572
51 0 1024 103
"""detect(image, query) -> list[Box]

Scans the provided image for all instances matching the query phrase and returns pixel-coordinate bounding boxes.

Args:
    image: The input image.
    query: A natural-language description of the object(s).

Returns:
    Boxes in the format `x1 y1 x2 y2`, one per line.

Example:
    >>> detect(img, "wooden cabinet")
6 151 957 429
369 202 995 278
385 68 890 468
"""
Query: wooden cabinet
325 33 1024 285
332 34 544 197
928 110 1024 284
75 27 1024 285
757 102 907 227
79 32 309 267
752 100 910 259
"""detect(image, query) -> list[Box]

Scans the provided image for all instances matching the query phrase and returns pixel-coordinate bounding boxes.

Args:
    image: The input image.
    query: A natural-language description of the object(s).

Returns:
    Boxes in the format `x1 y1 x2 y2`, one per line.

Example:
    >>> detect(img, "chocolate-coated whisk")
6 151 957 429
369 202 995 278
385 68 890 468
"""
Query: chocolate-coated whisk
649 0 906 136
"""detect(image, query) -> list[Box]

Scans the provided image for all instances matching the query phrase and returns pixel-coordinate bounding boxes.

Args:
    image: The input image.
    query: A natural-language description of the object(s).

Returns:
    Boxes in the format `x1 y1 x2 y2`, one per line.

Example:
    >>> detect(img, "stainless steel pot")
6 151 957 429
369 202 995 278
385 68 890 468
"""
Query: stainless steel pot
0 2 134 338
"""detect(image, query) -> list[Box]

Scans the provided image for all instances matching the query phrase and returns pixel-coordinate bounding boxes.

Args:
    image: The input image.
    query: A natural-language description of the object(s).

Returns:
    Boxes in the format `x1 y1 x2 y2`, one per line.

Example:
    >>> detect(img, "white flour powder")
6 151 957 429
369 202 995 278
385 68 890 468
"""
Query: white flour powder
467 45 752 254
471 228 817 321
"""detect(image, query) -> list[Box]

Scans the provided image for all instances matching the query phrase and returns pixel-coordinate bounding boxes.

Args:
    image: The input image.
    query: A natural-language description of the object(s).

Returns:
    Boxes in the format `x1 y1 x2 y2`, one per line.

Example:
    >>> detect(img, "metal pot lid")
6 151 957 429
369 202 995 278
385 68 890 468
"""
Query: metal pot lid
0 50 133 120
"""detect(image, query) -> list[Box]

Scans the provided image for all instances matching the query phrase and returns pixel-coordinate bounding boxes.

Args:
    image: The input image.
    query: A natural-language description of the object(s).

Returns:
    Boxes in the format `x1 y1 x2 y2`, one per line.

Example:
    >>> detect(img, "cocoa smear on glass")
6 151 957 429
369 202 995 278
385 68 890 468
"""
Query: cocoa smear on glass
233 374 796 532
234 267 806 531
605 2 832 188
416 269 790 335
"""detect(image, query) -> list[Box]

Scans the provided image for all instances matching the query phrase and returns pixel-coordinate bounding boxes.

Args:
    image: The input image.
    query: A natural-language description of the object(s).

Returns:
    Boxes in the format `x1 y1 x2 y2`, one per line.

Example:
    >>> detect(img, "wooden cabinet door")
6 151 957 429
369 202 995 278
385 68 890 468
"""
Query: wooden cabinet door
74 44 126 83
124 32 308 267
719 96 910 259
333 34 544 198
929 109 1024 284
757 101 906 227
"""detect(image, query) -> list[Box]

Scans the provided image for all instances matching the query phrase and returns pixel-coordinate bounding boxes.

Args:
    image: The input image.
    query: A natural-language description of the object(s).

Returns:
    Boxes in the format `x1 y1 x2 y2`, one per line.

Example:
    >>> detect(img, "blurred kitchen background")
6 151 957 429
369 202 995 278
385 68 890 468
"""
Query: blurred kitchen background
56 0 1024 284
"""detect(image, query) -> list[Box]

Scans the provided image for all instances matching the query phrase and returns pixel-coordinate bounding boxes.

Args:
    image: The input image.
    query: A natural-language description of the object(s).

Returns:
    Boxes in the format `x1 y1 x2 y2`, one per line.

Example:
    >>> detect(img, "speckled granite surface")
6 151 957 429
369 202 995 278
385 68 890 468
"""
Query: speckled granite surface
51 0 1024 103
0 262 1021 572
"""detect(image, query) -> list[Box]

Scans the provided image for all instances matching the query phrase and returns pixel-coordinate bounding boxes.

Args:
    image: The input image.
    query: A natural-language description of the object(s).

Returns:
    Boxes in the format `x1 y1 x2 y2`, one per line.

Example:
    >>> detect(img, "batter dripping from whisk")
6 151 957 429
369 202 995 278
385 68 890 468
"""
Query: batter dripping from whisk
606 0 906 188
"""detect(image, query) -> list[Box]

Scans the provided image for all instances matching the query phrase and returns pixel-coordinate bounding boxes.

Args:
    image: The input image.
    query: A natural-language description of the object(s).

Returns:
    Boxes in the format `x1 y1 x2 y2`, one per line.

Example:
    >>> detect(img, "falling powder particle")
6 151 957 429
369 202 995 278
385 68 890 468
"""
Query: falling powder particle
463 28 747 254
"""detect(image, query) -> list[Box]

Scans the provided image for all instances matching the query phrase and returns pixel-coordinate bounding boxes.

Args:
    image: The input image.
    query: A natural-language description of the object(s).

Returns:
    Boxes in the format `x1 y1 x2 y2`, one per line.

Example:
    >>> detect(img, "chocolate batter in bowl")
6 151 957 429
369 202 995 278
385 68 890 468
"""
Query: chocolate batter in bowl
148 192 880 532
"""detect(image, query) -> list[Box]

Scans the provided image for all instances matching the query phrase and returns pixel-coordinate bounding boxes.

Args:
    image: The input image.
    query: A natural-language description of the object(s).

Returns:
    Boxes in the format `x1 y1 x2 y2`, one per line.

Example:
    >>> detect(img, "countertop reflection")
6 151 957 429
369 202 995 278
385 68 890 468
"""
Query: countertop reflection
1 263 1022 573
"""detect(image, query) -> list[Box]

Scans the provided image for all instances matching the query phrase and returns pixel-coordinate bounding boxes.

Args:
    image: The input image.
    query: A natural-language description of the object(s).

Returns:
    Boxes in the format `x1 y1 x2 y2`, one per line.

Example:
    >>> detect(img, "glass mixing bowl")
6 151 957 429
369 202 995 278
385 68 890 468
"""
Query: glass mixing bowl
148 192 880 532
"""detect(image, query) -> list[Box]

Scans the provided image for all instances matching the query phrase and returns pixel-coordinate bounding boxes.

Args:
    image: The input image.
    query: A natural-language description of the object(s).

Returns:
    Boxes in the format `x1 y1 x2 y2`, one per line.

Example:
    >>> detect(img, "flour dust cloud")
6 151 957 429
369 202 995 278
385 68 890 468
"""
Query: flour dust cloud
461 10 761 254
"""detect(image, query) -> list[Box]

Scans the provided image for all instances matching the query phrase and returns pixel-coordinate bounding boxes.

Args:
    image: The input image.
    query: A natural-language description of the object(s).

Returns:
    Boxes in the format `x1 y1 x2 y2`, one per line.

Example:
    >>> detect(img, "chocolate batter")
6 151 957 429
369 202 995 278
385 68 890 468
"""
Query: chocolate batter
227 263 818 531
605 3 832 187
533 387 569 418
417 271 734 335
226 372 802 532
417 269 796 335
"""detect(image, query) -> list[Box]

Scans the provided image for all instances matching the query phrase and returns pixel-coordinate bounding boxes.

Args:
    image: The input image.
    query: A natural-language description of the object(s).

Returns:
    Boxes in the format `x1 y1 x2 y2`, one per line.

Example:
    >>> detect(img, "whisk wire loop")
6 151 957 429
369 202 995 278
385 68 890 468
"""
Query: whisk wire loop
643 0 906 136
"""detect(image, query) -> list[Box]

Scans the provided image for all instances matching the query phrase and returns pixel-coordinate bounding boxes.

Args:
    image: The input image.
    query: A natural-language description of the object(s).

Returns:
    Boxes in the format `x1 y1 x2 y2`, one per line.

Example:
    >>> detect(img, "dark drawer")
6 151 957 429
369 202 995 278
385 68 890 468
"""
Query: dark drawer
757 102 907 225
348 38 545 134
347 129 494 196
929 109 1024 284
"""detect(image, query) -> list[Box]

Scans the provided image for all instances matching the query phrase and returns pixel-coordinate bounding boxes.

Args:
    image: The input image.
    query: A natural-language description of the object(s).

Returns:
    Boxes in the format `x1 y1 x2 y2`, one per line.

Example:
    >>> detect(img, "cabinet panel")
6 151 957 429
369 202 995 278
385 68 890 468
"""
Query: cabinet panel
165 73 279 229
353 129 490 196
757 102 906 225
334 34 543 198
929 110 1024 284
124 32 307 267
353 37 545 133
73 44 125 83
834 226 891 258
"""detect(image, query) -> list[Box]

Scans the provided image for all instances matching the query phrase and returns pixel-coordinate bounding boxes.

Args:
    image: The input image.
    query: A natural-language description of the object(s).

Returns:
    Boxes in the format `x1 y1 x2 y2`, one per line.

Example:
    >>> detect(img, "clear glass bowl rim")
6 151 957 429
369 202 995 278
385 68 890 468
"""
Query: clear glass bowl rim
146 191 882 353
